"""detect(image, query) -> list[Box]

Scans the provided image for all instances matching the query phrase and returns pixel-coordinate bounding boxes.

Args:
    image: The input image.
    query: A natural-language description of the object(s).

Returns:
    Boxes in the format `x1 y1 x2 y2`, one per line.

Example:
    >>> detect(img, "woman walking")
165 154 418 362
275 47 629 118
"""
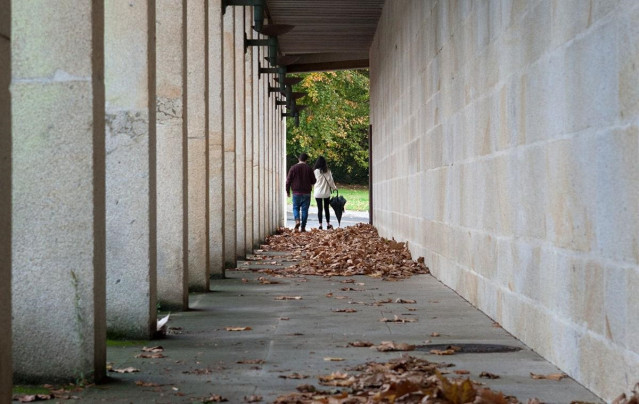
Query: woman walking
313 156 338 229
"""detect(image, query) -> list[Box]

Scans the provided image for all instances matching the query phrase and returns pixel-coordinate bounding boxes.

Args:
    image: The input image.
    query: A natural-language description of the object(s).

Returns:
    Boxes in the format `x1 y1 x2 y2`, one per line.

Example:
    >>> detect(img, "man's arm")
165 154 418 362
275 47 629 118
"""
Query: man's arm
285 166 293 196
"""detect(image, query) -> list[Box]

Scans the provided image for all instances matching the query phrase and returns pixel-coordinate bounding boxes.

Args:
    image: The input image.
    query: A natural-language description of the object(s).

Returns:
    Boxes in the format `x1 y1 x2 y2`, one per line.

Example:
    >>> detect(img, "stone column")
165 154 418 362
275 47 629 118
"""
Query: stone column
0 1 11 399
234 8 246 257
208 0 225 278
244 9 254 254
156 0 187 310
260 73 267 239
222 7 236 267
105 0 157 339
12 2 106 382
186 0 209 291
251 34 260 247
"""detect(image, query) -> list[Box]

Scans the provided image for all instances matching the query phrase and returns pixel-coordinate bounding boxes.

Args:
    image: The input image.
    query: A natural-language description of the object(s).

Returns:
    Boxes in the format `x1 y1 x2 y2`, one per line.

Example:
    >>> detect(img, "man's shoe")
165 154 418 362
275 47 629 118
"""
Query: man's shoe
319 225 323 230
327 224 333 229
301 227 306 232
294 222 300 231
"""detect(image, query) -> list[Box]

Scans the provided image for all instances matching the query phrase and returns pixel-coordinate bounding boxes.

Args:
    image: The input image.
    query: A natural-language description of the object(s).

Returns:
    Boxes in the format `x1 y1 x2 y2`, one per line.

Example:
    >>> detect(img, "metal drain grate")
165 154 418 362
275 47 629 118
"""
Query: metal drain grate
416 343 522 353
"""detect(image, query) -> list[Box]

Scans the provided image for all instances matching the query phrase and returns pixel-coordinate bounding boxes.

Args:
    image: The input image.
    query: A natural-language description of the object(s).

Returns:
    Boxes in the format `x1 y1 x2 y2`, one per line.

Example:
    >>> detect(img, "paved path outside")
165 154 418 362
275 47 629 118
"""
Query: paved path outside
286 205 369 229
64 249 603 403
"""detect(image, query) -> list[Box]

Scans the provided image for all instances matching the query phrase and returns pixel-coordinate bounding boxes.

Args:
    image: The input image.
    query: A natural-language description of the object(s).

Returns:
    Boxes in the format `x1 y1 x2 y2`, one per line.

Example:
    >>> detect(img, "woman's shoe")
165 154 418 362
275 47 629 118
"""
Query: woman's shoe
294 221 300 231
327 224 333 230
319 225 323 230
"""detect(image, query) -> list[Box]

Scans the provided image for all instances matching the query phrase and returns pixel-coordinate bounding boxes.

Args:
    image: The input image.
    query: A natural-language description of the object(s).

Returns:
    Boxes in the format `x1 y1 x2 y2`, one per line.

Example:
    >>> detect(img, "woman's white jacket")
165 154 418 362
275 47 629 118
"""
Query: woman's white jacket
313 169 337 198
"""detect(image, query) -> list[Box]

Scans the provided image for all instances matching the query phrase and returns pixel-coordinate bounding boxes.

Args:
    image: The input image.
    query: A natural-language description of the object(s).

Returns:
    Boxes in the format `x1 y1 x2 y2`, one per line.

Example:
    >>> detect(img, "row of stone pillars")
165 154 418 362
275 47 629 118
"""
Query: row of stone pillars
0 0 287 397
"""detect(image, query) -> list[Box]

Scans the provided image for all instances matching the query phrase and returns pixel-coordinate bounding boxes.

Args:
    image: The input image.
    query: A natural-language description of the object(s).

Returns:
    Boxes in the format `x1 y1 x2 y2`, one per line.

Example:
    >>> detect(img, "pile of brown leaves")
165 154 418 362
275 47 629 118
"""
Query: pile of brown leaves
260 224 429 280
274 355 520 404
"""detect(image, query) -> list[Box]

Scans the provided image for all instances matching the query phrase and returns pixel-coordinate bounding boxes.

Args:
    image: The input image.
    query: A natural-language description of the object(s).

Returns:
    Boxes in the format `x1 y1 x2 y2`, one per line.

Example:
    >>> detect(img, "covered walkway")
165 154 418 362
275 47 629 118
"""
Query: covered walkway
73 231 600 403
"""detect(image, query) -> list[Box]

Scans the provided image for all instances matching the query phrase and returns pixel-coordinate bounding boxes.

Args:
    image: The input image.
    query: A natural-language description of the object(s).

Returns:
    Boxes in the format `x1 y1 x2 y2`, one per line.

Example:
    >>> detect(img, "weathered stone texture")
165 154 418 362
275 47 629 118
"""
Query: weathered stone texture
104 0 156 339
11 2 106 382
0 1 11 400
244 9 254 254
208 0 225 277
186 0 209 291
370 0 639 400
235 9 246 257
223 8 236 267
156 2 187 309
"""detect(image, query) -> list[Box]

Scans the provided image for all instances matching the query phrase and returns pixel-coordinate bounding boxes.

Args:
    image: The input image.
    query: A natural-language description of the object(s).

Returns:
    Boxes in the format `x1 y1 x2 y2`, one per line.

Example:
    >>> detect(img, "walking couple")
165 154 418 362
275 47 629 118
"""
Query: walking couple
285 153 337 232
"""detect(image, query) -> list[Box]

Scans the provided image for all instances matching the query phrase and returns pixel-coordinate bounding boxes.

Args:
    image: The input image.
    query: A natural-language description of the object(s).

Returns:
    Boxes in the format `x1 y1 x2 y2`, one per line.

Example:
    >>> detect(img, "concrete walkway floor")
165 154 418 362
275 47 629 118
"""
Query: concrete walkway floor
59 251 602 403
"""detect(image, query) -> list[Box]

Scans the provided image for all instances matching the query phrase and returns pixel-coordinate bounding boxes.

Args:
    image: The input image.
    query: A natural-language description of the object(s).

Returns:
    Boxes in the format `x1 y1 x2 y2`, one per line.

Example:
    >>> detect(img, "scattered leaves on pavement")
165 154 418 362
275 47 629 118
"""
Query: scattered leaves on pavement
274 296 302 300
253 224 429 280
244 395 263 402
323 357 345 361
530 372 567 381
225 326 252 331
373 341 416 352
480 371 501 379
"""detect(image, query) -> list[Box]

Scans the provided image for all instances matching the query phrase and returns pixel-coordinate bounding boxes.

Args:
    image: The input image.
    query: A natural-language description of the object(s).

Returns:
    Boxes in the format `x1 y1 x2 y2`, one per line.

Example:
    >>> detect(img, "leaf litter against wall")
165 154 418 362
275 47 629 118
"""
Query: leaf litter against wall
273 355 526 404
257 224 429 280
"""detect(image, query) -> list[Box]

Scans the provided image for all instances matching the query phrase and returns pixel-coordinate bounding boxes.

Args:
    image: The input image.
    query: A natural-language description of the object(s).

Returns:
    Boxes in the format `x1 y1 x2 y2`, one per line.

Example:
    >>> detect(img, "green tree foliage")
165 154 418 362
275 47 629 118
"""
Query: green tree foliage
286 70 369 184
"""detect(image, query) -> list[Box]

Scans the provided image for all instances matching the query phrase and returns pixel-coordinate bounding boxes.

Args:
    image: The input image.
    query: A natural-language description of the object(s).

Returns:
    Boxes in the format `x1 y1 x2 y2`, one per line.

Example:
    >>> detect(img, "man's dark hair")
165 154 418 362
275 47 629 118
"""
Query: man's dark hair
299 153 309 162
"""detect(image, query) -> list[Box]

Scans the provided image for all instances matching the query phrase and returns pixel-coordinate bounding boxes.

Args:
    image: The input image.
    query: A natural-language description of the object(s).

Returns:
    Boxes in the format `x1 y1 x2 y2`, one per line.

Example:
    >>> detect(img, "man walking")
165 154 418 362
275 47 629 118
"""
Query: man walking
286 153 316 232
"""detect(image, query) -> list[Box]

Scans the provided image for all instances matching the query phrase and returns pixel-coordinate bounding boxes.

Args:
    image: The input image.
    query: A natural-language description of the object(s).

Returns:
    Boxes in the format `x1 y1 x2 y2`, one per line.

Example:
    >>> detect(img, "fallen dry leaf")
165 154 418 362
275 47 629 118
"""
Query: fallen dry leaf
380 315 417 323
318 372 356 387
135 380 161 387
278 372 309 379
183 368 213 375
323 357 345 361
348 340 374 347
279 317 290 320
395 298 416 304
430 349 457 355
479 371 501 379
454 369 471 375
14 394 53 402
612 383 639 404
530 372 567 381
295 384 316 393
244 395 263 402
141 346 164 353
237 359 265 364
203 394 228 402
332 308 357 313
225 326 252 331
373 341 415 352
274 296 302 300
109 367 140 373
431 332 441 337
135 353 165 359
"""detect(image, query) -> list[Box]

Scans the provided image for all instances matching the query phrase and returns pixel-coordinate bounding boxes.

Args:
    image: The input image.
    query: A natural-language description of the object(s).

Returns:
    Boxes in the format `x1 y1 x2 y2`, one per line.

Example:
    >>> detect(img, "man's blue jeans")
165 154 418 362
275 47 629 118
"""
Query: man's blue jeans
292 193 311 228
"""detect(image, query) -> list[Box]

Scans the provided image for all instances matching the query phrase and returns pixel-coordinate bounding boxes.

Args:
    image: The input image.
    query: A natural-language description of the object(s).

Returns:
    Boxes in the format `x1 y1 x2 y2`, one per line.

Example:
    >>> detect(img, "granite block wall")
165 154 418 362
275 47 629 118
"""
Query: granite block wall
370 1 638 400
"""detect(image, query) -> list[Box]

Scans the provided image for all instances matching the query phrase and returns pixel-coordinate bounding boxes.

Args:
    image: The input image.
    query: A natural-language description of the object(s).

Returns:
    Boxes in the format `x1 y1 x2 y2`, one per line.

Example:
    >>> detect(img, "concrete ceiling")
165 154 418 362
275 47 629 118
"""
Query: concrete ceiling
264 0 385 72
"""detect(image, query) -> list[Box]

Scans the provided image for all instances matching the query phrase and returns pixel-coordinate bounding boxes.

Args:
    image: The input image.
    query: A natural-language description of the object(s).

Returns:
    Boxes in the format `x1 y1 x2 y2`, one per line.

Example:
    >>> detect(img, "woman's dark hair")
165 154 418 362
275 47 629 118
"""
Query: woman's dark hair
313 156 328 173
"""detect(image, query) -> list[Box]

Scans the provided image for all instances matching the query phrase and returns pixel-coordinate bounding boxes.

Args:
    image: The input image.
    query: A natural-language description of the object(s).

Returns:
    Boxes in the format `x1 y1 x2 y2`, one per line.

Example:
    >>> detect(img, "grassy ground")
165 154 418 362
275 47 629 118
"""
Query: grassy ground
287 183 369 212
